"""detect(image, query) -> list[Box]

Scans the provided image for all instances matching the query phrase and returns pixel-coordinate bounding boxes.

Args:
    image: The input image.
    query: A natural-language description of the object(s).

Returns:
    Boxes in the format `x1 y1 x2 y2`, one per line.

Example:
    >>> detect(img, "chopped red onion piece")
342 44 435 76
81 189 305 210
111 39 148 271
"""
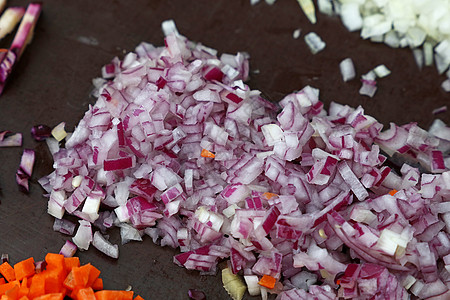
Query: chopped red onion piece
59 240 77 257
53 218 76 235
432 105 447 115
359 72 377 97
38 24 450 299
72 220 92 250
1 253 9 263
92 231 119 259
0 131 22 147
16 148 35 192
31 124 52 141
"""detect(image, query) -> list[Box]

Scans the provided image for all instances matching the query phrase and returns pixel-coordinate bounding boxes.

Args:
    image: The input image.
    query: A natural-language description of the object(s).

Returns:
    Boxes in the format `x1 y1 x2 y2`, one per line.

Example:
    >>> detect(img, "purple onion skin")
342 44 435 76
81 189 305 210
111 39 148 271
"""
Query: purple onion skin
188 289 206 300
31 124 52 141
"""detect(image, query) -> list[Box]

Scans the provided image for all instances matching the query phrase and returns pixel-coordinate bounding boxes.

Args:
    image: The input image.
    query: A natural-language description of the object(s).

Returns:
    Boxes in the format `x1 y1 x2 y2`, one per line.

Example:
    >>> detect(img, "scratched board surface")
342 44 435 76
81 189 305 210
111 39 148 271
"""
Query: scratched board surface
0 0 448 299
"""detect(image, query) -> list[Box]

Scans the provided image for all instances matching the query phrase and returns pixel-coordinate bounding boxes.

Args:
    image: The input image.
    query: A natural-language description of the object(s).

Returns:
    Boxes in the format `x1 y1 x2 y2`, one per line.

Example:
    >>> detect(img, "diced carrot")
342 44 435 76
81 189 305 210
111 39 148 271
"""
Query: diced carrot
91 278 103 291
258 274 276 289
388 189 398 196
63 257 80 272
0 262 16 282
62 270 75 290
94 290 134 300
200 149 215 158
18 296 29 300
4 283 19 299
13 258 35 281
28 273 45 298
45 253 64 271
63 264 91 290
262 192 278 200
85 264 101 288
69 287 81 299
134 296 145 300
0 279 5 285
33 293 64 300
18 277 28 298
0 281 19 296
76 287 96 300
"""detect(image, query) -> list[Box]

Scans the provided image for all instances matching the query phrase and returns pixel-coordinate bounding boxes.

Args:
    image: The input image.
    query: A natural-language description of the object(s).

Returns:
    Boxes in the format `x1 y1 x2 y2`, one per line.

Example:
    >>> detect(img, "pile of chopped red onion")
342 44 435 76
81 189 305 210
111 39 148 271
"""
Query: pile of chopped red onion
39 22 450 299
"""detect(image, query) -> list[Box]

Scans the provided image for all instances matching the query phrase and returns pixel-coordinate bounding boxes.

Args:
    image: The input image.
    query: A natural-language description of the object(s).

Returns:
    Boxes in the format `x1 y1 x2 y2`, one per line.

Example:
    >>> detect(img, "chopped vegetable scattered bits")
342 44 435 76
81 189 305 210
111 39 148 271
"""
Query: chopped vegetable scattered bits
0 7 26 40
258 274 277 289
222 268 246 300
389 189 398 196
297 0 316 24
262 192 277 199
0 131 22 147
51 122 67 142
0 253 143 299
201 149 215 158
304 32 325 54
0 2 42 95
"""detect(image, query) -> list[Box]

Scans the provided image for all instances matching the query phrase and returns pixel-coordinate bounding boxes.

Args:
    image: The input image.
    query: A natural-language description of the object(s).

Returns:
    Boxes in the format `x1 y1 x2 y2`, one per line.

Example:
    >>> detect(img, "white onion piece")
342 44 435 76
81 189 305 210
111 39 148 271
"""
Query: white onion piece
442 78 450 92
72 220 92 250
317 0 333 16
92 231 119 259
59 240 77 257
340 3 363 32
339 58 356 82
373 64 391 78
161 19 179 37
329 0 450 74
304 32 326 54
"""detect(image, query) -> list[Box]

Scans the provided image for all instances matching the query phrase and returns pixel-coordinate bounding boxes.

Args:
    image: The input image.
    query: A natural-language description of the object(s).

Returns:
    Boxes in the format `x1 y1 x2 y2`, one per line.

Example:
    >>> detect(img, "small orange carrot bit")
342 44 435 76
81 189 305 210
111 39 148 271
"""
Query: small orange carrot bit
200 149 215 158
94 290 134 300
91 278 103 291
28 273 46 298
0 279 5 285
388 189 398 196
262 192 278 200
134 295 145 300
0 281 19 296
75 287 96 300
33 293 64 300
18 277 29 298
64 263 94 291
258 274 277 289
45 253 64 271
0 262 16 282
14 257 35 281
85 264 101 288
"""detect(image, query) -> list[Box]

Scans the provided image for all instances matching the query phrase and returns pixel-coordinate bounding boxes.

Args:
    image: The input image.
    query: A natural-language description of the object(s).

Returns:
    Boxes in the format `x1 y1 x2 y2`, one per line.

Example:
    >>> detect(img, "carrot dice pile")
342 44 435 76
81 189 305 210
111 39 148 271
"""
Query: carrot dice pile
0 253 144 300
